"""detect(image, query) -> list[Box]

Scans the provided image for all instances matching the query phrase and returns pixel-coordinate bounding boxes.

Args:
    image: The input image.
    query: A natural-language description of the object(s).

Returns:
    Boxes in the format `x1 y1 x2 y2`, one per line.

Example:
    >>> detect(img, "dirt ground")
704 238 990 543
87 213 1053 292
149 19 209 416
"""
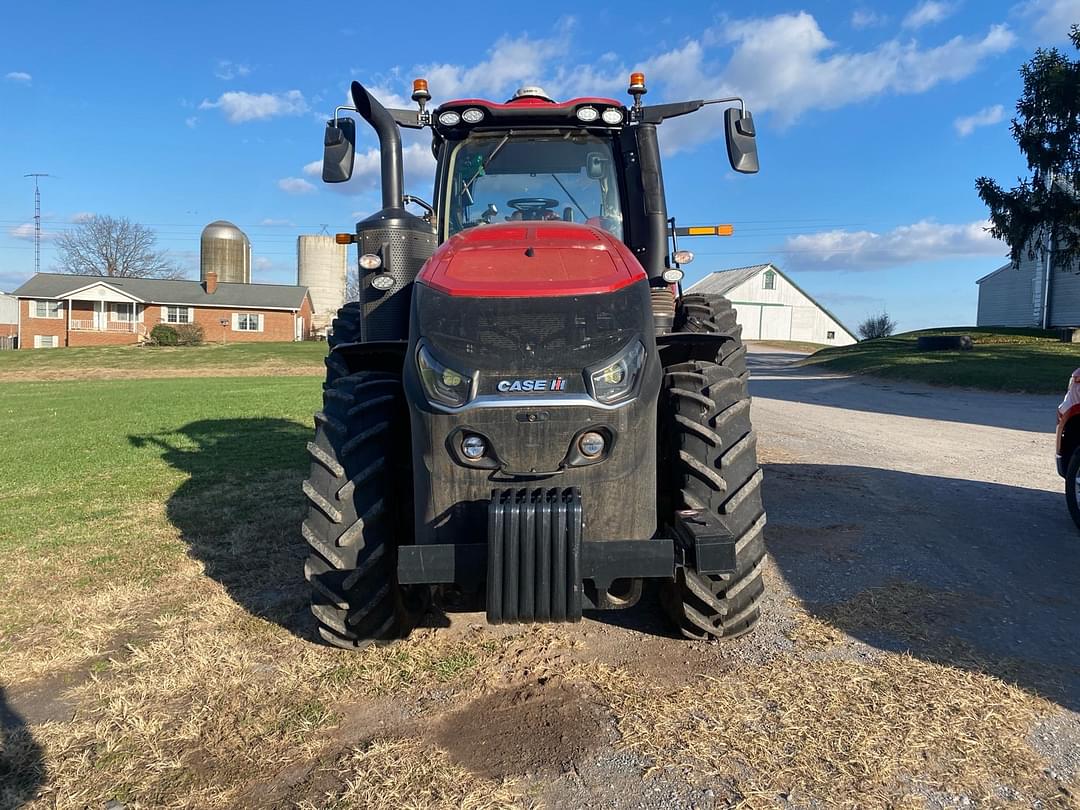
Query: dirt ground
3 349 1079 808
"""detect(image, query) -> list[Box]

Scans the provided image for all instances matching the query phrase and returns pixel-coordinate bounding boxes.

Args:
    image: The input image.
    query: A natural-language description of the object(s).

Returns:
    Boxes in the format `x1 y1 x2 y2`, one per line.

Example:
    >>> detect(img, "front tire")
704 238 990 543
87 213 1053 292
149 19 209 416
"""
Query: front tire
324 302 363 390
659 294 767 640
1067 448 1080 531
302 370 428 649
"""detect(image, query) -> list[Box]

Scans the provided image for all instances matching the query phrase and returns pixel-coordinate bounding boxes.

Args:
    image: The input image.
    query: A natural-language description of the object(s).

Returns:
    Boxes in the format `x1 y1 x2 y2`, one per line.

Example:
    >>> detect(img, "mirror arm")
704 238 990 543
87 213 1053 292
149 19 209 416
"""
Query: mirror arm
700 96 746 114
637 96 747 124
333 104 358 126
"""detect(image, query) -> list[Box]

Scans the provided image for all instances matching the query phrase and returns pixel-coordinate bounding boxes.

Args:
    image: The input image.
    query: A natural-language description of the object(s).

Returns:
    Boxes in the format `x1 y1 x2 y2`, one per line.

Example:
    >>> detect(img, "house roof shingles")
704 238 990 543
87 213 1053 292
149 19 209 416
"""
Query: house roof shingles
11 273 309 310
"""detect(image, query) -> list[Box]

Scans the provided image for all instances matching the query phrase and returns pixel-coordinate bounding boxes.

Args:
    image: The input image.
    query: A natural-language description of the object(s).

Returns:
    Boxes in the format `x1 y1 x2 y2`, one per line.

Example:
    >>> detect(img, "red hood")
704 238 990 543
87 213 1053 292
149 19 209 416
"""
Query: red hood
416 222 646 297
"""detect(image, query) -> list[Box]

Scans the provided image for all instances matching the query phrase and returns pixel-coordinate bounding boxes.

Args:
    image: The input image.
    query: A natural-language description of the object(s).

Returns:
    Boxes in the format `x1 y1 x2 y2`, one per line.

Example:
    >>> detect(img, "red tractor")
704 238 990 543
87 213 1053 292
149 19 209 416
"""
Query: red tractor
303 73 766 648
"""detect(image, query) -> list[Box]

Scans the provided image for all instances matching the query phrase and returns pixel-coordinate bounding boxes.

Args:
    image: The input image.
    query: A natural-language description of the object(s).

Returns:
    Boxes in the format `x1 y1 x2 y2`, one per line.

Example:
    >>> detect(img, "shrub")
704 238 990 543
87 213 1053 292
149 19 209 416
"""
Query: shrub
173 322 205 346
858 313 898 341
150 324 179 346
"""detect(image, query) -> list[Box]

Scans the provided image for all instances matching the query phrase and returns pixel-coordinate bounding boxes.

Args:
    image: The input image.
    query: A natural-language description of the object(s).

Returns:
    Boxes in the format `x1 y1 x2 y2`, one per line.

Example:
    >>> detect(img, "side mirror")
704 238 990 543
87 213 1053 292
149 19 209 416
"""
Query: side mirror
724 108 759 174
322 118 356 183
586 152 607 180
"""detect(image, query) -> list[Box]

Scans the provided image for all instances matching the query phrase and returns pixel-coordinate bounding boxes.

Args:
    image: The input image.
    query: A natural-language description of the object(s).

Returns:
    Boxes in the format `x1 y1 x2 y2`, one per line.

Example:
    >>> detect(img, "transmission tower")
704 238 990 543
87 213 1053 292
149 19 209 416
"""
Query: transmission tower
24 173 51 274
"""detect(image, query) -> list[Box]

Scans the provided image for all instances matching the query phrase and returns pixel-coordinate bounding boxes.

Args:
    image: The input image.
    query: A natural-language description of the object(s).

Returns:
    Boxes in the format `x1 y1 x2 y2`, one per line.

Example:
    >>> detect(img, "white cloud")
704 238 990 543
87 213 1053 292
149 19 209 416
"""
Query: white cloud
260 218 294 226
1018 0 1080 42
278 177 316 194
784 220 1005 270
302 141 436 196
69 212 95 223
902 1 955 30
254 256 274 270
852 9 888 28
200 90 308 123
215 60 252 80
9 223 36 240
9 222 59 242
718 14 1015 127
5 71 31 83
185 116 198 128
416 26 572 100
954 104 1006 135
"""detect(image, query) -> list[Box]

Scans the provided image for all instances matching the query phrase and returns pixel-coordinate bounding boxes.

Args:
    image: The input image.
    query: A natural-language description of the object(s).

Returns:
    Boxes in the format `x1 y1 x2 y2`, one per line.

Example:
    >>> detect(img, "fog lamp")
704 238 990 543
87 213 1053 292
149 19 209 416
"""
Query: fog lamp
359 253 382 270
371 274 394 291
578 431 605 458
462 434 486 459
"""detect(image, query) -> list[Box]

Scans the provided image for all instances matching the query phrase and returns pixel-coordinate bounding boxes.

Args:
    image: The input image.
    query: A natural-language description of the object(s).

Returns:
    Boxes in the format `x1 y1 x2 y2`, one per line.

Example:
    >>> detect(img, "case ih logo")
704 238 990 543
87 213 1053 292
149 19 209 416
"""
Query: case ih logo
496 377 567 393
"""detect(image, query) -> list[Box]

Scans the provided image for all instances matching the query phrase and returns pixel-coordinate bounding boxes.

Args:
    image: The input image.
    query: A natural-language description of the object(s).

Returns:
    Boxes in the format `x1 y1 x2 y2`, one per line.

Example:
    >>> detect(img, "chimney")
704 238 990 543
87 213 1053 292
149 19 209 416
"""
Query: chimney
204 271 218 294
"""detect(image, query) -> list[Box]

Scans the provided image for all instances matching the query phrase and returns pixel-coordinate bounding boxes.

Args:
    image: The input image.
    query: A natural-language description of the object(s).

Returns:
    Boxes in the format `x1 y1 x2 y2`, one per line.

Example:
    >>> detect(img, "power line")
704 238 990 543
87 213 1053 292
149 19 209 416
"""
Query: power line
23 173 52 273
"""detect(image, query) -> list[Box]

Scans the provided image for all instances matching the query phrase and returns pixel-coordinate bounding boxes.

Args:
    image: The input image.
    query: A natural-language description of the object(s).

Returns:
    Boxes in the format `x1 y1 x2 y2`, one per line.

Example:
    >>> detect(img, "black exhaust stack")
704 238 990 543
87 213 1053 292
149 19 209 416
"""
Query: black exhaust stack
351 82 404 211
349 82 436 343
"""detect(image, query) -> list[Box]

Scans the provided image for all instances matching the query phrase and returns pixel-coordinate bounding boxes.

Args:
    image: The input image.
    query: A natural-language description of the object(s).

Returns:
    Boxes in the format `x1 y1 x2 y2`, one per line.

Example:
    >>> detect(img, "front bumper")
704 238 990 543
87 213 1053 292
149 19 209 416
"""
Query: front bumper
397 488 738 621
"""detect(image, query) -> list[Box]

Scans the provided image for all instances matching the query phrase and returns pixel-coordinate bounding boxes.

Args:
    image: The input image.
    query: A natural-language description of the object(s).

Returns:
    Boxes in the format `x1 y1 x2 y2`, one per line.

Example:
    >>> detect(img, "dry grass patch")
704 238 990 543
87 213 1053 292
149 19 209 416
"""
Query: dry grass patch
14 583 548 808
300 738 528 810
588 653 1066 808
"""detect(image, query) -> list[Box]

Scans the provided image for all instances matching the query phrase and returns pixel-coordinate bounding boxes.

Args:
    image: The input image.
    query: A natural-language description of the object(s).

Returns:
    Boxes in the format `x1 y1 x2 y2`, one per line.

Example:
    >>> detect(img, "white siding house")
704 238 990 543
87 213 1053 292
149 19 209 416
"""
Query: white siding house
688 264 856 346
977 235 1080 328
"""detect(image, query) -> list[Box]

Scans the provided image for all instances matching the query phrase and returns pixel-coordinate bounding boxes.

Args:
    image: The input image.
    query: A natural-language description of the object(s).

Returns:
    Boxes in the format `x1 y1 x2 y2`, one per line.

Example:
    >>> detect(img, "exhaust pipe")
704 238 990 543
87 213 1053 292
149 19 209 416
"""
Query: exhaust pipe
350 81 404 210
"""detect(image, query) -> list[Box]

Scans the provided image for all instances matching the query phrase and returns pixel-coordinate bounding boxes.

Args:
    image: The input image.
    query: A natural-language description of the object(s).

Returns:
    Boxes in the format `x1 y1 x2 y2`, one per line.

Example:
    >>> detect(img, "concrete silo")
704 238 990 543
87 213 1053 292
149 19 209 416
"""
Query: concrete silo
297 235 347 335
200 220 251 284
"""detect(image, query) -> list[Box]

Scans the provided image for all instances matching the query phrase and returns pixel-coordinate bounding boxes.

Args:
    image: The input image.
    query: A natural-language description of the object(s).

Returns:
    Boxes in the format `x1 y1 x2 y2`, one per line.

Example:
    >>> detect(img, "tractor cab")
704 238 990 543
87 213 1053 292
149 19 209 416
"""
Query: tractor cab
304 74 768 650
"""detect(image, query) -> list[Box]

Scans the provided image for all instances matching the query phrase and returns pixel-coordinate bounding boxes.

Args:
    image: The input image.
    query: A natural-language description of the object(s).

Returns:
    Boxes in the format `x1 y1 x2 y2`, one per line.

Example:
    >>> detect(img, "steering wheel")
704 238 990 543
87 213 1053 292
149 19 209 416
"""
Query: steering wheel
507 198 560 220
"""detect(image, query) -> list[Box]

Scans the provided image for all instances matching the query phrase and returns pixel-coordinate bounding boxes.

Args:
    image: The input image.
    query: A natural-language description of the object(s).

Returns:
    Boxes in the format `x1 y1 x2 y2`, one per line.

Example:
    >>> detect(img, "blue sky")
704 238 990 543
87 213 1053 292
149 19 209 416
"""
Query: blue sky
1 0 1077 331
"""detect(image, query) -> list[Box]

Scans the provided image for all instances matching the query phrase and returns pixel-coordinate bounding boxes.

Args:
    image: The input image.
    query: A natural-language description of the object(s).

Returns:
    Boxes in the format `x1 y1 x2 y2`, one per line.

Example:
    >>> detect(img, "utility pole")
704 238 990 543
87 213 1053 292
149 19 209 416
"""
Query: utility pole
24 173 51 274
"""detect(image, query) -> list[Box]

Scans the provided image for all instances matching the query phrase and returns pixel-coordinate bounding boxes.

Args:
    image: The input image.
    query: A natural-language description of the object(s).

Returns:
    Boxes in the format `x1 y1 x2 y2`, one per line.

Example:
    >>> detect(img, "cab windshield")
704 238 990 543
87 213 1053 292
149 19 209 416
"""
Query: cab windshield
444 132 624 239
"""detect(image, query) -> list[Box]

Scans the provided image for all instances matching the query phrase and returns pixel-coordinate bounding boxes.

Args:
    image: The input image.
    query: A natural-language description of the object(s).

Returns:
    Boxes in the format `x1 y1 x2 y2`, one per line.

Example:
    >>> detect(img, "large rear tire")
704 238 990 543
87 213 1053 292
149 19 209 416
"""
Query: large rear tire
302 370 428 649
659 294 767 640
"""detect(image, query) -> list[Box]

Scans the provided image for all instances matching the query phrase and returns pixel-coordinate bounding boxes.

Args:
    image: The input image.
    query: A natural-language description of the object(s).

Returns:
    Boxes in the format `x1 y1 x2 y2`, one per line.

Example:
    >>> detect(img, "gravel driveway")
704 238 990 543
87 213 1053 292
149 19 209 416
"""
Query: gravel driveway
748 345 1080 747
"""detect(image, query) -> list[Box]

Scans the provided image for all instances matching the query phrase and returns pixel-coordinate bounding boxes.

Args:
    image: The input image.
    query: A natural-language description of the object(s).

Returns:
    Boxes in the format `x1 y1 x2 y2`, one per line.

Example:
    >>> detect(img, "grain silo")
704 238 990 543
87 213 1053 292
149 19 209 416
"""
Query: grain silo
200 220 251 284
297 235 347 335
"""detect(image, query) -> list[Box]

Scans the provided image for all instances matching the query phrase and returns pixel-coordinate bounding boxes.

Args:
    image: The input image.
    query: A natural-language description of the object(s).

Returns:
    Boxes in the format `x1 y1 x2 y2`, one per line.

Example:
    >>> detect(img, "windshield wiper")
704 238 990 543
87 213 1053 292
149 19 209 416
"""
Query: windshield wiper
550 174 589 221
463 132 512 199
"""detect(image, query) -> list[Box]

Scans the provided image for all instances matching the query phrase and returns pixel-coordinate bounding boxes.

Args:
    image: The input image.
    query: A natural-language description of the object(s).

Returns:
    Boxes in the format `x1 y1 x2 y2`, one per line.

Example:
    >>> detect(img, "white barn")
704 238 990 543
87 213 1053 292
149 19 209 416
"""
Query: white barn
688 263 856 346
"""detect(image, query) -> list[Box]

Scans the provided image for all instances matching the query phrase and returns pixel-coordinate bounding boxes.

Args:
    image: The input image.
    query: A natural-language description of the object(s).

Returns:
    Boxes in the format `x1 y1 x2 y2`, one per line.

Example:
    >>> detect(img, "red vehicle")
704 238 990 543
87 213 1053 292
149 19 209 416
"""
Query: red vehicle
1058 368 1080 528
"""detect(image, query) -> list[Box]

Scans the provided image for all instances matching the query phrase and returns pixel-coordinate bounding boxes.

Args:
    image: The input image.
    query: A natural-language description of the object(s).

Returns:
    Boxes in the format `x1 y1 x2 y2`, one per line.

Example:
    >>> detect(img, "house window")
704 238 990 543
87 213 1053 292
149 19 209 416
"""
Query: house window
234 313 262 332
33 300 63 319
165 306 189 324
112 303 134 323
34 335 58 348
762 270 776 290
827 330 836 340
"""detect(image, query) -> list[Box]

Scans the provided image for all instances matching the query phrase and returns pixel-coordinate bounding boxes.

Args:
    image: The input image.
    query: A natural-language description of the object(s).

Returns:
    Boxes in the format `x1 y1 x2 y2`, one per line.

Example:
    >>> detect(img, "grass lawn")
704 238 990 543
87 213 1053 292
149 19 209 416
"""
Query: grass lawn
803 327 1080 394
0 341 328 381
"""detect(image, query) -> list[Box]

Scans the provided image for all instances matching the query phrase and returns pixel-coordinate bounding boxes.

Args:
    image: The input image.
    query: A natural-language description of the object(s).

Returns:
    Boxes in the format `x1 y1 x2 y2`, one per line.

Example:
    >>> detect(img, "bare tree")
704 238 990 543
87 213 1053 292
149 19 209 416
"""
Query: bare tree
857 312 898 340
55 215 184 278
345 265 360 302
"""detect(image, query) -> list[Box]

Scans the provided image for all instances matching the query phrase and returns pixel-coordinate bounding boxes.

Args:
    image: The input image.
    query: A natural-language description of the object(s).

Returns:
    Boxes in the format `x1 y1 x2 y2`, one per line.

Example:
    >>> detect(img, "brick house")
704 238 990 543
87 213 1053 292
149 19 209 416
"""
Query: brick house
11 272 314 349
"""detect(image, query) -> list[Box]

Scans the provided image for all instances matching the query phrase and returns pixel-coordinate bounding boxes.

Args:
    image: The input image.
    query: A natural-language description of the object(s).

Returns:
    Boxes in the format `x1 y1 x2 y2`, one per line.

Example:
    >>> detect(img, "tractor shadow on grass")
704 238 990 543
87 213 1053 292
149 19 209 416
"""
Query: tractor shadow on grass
132 418 316 641
762 462 1080 712
0 686 44 808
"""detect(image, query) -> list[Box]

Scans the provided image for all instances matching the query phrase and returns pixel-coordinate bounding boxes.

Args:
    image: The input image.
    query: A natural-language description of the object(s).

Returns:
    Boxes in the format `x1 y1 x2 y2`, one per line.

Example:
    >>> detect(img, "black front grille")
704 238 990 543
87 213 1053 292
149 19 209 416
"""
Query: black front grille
416 283 647 374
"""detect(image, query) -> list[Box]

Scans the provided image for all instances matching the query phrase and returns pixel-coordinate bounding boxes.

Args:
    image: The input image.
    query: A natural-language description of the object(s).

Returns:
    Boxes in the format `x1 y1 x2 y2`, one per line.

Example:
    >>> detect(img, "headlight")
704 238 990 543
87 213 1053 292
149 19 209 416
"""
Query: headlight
417 345 473 407
586 341 646 404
